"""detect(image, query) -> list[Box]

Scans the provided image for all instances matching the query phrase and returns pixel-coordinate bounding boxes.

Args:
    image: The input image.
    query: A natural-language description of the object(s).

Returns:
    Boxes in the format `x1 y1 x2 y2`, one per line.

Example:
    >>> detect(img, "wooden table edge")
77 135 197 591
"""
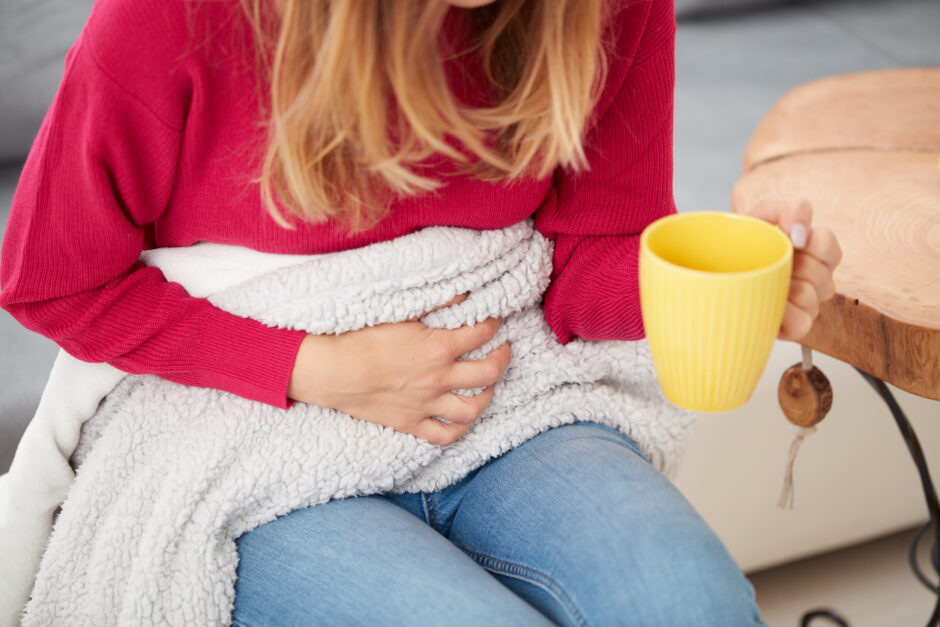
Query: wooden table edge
800 293 940 402
732 152 940 402
744 145 940 175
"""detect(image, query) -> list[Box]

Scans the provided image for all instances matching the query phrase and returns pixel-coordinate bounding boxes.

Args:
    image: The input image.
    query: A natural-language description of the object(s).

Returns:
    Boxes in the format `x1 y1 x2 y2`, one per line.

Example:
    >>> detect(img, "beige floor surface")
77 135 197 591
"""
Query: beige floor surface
750 525 938 627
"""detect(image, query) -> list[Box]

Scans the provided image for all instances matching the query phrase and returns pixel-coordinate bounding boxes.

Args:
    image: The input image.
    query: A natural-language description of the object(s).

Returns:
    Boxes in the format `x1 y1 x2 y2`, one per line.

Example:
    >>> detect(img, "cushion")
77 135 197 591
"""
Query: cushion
0 0 94 162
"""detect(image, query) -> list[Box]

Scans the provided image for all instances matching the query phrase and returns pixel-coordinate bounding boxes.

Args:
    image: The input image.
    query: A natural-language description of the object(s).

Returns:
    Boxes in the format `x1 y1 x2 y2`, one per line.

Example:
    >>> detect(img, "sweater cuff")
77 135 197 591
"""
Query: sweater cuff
543 235 645 345
194 304 307 409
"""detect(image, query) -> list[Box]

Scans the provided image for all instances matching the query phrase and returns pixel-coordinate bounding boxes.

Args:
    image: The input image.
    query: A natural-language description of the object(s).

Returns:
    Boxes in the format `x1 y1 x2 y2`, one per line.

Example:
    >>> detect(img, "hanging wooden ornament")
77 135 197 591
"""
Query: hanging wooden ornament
777 346 833 509
778 346 833 427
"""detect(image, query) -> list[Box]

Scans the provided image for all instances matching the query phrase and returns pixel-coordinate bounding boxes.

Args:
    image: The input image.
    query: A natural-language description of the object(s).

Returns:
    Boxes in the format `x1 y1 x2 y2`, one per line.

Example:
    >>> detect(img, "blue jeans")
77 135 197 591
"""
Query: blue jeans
232 421 765 626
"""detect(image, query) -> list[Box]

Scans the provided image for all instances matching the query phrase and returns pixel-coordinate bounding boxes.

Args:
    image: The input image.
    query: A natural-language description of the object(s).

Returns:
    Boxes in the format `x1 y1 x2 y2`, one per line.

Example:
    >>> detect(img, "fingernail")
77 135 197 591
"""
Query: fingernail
789 223 807 249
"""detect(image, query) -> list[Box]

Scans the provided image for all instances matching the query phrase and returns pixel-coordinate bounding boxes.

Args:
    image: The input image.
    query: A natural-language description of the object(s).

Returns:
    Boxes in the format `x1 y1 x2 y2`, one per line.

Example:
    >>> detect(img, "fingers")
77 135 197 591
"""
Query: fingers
779 237 843 343
803 225 843 272
748 199 843 272
748 199 844 336
429 385 496 426
413 416 470 447
779 300 815 341
410 292 469 322
447 316 502 356
788 279 819 319
793 252 836 302
747 197 813 248
414 385 497 446
780 279 819 340
447 342 511 389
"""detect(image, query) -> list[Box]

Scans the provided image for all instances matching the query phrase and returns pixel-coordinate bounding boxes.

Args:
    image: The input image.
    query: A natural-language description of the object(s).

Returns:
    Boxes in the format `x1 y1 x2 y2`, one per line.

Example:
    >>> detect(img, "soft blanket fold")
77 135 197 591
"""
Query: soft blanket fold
0 219 696 626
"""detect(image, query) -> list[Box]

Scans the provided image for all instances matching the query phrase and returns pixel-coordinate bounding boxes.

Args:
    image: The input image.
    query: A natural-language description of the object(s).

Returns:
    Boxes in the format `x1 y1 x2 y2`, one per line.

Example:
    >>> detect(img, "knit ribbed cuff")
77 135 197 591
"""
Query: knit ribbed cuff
543 235 645 345
194 304 307 409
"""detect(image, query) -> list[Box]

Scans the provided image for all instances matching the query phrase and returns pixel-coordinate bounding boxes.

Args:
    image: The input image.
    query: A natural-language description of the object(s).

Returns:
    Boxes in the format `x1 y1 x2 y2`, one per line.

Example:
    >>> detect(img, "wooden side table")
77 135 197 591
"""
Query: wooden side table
732 69 940 626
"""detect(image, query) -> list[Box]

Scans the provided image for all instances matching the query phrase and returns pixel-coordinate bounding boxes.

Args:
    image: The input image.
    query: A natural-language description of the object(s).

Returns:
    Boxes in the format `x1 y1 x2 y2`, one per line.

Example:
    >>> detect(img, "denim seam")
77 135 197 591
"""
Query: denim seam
568 435 652 463
427 493 440 531
579 434 650 464
420 493 433 528
460 548 590 627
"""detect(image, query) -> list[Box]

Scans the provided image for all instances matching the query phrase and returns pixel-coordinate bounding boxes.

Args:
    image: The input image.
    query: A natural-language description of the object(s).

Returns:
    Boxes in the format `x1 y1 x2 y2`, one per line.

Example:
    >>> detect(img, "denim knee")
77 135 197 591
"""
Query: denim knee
480 512 763 626
600 523 764 627
447 422 766 626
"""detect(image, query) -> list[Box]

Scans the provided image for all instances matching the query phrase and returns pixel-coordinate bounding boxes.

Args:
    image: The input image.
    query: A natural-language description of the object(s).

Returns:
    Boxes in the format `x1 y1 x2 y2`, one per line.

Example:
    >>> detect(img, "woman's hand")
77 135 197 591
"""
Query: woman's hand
746 199 843 341
287 294 512 446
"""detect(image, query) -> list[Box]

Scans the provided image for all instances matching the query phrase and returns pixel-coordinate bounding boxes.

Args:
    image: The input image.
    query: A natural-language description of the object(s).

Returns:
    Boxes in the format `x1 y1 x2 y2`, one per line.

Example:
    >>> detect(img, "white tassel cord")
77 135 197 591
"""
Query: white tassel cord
777 425 818 510
778 345 819 510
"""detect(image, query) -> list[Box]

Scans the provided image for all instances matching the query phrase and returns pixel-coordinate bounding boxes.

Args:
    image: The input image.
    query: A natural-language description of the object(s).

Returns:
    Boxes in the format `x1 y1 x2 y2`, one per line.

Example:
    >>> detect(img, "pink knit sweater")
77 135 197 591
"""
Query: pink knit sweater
0 0 677 409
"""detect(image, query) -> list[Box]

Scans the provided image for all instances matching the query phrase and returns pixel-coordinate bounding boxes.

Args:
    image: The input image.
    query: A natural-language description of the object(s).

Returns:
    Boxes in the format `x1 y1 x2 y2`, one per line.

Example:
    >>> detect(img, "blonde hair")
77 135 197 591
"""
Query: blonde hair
243 0 612 232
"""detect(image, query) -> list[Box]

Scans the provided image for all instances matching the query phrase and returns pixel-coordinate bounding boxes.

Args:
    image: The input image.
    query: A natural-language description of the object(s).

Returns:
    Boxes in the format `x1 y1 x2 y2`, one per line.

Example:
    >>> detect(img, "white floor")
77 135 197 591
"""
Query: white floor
749 525 938 626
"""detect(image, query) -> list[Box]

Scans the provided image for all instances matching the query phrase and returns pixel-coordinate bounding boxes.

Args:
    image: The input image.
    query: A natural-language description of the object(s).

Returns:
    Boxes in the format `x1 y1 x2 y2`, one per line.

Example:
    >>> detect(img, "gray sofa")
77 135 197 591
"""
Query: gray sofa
1 0 95 472
2 0 939 573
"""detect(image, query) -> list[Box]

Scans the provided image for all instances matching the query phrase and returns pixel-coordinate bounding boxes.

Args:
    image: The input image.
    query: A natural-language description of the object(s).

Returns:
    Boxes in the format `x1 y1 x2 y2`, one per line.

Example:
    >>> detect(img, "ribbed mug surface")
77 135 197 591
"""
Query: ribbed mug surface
639 212 793 412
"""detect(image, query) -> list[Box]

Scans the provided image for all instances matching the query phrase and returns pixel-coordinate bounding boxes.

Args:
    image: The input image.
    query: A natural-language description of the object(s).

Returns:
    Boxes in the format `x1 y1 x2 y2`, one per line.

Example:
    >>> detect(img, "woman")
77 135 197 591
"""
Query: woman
0 0 841 624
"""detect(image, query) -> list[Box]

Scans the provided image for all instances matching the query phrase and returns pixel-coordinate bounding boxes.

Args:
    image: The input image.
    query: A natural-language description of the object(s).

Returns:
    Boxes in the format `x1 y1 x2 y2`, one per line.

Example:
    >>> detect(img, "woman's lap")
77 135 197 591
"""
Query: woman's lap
233 421 765 626
232 492 550 626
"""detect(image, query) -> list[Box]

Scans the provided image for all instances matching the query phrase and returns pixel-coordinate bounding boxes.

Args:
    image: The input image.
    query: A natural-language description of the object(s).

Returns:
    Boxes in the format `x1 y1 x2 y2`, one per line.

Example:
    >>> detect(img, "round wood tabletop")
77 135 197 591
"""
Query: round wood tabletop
742 68 940 171
733 70 940 401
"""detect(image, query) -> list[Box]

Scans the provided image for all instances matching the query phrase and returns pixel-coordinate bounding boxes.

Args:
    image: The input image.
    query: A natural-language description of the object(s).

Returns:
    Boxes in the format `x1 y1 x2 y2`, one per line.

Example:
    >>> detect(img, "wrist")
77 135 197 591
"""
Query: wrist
287 333 338 406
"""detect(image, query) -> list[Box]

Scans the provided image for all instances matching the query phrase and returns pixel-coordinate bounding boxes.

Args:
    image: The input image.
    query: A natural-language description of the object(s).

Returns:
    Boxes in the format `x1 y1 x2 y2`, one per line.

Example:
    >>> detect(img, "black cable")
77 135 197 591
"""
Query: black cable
794 369 938 627
800 609 850 627
910 521 940 594
797 520 938 627
933 535 939 575
855 368 940 627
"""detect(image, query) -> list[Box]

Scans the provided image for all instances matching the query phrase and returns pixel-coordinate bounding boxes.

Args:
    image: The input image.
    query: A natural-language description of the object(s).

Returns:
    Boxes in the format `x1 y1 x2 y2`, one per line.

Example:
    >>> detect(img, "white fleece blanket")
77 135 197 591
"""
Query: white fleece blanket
0 219 696 626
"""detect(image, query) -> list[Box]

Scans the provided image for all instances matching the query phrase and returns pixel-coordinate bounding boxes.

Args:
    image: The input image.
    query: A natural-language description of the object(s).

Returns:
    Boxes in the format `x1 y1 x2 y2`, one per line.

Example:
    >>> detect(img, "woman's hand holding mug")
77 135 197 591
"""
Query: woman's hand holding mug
639 200 843 412
287 293 512 446
745 198 843 341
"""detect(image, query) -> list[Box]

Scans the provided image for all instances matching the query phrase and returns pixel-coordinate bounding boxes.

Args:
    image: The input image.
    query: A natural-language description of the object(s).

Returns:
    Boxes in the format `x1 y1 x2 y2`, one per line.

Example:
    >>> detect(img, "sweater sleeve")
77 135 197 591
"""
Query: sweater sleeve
0 19 306 409
535 0 676 344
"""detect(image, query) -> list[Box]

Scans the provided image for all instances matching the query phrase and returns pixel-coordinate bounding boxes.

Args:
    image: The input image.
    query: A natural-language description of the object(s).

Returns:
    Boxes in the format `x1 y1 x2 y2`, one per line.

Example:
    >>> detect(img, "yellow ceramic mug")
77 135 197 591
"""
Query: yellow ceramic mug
639 211 793 412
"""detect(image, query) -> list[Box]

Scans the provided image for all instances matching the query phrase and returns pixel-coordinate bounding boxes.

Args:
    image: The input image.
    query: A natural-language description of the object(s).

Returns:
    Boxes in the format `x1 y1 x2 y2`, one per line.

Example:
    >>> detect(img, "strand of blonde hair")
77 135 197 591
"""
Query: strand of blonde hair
246 0 612 233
